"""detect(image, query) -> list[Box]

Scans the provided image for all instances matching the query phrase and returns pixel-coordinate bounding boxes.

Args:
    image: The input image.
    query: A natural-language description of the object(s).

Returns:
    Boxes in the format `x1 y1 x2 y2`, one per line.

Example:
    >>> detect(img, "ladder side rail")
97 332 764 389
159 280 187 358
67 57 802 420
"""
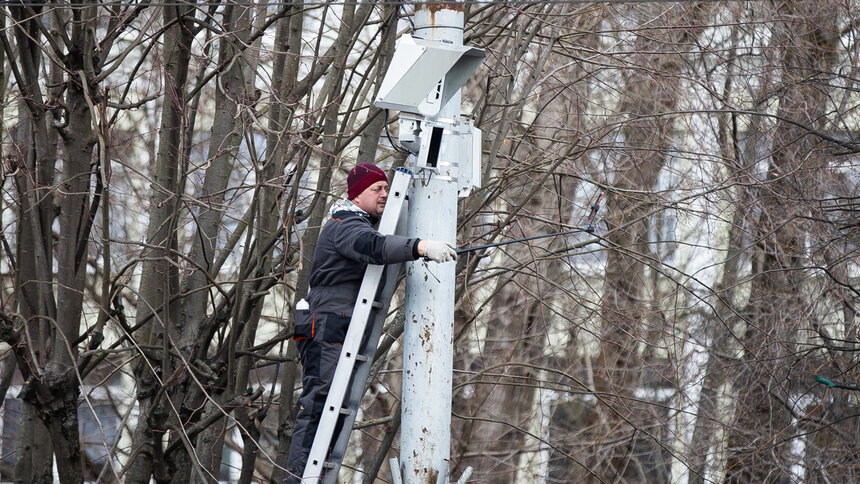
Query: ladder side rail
322 209 410 483
355 205 409 372
302 266 384 480
302 169 411 482
322 266 402 484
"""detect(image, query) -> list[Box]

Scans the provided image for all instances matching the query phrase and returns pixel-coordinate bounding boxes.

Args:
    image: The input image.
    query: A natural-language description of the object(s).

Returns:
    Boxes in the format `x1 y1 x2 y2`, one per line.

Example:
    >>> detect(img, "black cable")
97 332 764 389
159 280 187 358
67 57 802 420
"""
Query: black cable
456 192 602 255
384 109 412 155
400 1 416 31
455 227 597 255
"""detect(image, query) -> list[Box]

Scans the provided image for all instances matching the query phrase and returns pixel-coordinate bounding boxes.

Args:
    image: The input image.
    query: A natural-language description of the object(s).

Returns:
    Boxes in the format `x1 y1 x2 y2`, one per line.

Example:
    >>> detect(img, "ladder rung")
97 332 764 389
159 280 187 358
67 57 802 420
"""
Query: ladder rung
339 407 354 417
371 301 384 309
355 354 369 362
323 461 337 470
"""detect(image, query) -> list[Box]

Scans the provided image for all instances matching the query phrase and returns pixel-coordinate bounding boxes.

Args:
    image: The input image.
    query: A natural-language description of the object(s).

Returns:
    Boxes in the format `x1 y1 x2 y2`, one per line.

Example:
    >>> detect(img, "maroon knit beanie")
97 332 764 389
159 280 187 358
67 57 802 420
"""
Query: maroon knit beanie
347 163 388 199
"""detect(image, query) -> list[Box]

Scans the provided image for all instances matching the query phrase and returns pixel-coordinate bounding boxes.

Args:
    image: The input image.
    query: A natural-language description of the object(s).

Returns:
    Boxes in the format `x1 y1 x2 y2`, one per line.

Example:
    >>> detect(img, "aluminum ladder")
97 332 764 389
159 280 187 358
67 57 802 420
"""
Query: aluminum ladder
301 167 412 483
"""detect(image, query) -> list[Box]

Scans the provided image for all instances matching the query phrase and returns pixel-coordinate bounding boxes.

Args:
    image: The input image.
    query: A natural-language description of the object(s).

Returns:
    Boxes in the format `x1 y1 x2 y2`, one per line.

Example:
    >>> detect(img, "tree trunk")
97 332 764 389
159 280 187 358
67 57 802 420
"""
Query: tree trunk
688 17 750 481
169 3 256 480
10 98 54 484
725 4 839 481
7 3 97 481
270 5 306 482
128 4 196 482
591 5 701 482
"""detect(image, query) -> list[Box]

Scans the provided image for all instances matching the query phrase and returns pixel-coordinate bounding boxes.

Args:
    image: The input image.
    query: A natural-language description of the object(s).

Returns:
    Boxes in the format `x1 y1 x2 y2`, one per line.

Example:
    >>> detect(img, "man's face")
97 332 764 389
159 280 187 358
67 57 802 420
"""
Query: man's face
352 180 389 218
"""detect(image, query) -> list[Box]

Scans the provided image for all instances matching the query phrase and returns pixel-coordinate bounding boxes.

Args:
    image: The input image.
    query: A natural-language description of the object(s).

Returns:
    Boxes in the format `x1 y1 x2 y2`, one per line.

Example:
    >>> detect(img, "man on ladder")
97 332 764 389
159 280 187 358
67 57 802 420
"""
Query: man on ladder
285 163 457 483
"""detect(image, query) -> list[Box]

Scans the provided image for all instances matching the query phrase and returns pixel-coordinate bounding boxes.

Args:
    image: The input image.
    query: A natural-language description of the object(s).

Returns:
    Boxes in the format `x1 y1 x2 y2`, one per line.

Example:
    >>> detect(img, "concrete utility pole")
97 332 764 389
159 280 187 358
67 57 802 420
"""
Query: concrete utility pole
402 3 465 483
373 2 481 481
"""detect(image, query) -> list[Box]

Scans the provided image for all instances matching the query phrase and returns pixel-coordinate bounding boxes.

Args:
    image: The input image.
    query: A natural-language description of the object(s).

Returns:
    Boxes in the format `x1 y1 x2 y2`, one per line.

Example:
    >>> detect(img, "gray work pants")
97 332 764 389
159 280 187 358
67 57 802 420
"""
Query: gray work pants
285 312 351 483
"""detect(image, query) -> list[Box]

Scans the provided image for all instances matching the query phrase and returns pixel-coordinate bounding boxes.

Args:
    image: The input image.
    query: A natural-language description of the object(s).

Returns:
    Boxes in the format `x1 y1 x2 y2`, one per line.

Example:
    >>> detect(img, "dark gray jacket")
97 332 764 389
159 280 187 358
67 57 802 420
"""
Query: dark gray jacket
294 208 420 342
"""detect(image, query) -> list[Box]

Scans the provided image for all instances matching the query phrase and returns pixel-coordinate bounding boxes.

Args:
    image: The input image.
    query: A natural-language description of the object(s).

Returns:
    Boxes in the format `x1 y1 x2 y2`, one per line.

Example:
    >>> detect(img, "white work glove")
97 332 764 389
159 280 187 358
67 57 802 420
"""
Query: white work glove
423 240 458 263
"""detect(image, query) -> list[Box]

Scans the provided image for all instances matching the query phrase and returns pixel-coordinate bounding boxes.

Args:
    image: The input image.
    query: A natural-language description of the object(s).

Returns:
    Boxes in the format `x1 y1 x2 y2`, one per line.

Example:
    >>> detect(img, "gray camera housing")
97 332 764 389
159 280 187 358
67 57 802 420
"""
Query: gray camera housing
374 35 485 117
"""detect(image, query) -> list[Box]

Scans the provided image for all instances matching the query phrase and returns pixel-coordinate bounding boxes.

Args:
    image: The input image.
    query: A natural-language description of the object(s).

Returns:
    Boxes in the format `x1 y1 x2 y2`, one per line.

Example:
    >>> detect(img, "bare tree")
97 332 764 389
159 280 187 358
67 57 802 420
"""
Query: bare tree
2 2 860 483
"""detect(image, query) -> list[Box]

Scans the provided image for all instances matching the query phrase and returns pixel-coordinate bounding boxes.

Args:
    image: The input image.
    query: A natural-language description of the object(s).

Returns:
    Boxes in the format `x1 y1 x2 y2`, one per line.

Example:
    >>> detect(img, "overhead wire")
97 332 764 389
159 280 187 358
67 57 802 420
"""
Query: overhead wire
0 0 755 7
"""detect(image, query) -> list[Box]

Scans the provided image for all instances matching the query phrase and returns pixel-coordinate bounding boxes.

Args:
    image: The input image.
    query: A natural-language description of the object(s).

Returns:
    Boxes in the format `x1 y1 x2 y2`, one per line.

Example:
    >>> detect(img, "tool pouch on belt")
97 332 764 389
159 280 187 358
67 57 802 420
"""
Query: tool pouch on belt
293 308 313 341
293 311 350 344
